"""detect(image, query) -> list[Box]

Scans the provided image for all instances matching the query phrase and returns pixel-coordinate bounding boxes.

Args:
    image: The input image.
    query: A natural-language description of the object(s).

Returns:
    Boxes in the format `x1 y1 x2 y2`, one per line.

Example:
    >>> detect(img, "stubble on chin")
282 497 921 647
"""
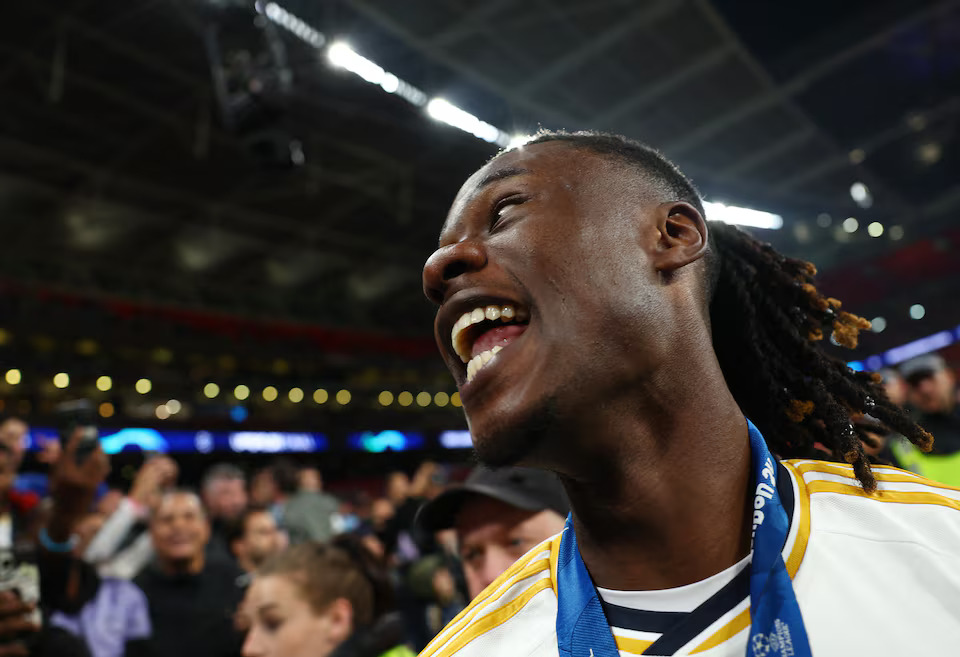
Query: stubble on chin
470 396 561 469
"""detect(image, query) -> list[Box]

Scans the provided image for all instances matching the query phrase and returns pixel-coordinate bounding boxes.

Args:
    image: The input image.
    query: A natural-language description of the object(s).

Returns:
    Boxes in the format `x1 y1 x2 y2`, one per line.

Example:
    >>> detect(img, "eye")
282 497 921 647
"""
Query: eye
509 537 526 548
262 616 283 633
491 194 527 228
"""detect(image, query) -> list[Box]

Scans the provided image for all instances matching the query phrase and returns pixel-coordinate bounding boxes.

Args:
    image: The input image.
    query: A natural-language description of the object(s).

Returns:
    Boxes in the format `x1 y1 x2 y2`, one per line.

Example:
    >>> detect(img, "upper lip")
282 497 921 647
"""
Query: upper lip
437 289 529 377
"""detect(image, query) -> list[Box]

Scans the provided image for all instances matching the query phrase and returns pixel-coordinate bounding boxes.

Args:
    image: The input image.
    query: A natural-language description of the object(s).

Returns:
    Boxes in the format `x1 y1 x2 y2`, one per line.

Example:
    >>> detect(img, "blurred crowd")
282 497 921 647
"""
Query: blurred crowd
0 351 956 657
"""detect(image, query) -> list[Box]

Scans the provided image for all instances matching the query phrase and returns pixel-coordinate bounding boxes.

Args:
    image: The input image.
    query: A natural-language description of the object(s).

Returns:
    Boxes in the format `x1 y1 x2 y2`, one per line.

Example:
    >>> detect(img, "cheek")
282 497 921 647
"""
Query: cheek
272 618 329 657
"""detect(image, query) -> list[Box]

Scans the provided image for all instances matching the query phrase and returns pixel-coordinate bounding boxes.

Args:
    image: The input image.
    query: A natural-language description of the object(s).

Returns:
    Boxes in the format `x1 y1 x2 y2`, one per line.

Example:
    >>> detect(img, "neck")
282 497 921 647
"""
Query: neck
556 356 752 592
160 553 205 576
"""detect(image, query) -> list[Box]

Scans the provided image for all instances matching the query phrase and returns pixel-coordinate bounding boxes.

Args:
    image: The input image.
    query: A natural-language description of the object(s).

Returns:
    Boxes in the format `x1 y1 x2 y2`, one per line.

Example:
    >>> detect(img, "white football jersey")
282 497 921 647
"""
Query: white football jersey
419 460 960 657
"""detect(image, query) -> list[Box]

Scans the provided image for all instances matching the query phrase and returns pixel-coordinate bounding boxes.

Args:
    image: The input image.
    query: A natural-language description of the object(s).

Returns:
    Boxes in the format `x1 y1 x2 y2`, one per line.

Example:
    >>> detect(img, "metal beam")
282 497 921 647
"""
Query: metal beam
663 0 958 157
594 44 734 128
714 127 815 181
428 0 516 48
340 0 585 129
517 0 682 96
431 0 627 47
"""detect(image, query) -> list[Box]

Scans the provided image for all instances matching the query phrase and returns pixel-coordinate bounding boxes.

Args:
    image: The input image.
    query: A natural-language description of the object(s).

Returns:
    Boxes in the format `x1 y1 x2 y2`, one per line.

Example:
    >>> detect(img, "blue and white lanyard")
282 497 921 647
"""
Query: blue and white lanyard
555 419 811 657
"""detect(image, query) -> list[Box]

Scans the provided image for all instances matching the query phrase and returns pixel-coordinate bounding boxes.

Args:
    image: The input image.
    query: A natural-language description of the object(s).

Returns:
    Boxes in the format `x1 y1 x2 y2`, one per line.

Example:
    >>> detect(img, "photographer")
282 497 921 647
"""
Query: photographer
0 422 115 656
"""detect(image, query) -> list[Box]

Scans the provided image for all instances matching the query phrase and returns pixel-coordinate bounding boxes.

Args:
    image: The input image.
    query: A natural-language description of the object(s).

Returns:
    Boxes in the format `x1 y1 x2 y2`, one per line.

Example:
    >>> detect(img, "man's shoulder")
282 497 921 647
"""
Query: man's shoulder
785 458 960 549
419 534 562 657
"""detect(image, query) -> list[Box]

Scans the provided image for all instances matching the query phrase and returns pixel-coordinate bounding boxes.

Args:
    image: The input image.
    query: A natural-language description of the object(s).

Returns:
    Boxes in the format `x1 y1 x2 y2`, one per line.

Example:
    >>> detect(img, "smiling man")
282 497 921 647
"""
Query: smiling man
420 132 958 657
135 490 246 657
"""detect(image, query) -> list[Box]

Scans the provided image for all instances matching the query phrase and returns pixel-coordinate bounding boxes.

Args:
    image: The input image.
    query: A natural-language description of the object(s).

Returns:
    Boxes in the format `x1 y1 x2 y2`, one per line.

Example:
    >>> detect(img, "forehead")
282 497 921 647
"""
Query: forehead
446 142 630 225
247 511 275 529
454 496 538 540
157 493 203 516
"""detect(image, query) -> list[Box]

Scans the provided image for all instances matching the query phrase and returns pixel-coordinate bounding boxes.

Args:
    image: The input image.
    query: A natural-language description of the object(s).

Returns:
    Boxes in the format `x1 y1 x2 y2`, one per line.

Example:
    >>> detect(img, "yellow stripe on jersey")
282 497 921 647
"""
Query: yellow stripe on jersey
789 459 960 494
783 461 811 577
613 635 654 655
549 528 564 596
805 480 960 512
691 607 751 654
421 557 551 657
434 579 554 657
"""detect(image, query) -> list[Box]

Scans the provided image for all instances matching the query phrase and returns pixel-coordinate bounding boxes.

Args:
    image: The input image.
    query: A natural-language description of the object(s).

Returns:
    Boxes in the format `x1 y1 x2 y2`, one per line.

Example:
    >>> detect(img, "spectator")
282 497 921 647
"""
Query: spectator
227 507 285 574
298 466 322 492
385 472 410 508
4 427 119 657
893 354 960 484
273 460 339 545
0 414 29 497
417 466 568 599
381 463 440 564
902 354 960 449
134 490 245 657
201 463 248 562
49 511 153 657
239 536 413 657
84 455 178 580
878 368 907 407
248 468 278 510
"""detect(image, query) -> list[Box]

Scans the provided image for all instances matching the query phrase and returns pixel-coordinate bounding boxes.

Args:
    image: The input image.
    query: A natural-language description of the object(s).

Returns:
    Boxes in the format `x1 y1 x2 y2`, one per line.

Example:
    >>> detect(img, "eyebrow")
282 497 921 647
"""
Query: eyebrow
477 166 530 190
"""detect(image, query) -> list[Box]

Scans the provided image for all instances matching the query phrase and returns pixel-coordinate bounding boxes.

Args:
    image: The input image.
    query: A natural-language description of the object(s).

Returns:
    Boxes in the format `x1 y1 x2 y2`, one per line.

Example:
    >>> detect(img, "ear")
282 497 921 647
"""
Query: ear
650 201 708 273
326 598 354 642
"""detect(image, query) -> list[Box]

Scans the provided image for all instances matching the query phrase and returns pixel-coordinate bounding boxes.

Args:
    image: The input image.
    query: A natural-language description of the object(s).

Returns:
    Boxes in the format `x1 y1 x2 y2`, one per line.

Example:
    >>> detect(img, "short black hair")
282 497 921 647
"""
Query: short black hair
512 130 932 491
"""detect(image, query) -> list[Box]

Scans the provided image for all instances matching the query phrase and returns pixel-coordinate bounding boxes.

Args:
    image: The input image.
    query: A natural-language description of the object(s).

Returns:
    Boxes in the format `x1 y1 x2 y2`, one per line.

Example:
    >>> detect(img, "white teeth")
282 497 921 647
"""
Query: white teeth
465 349 500 383
451 303 527 364
492 345 502 354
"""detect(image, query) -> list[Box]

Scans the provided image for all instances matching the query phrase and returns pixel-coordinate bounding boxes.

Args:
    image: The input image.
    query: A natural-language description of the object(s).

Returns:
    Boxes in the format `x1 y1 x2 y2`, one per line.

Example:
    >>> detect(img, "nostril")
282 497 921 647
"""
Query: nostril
443 260 469 282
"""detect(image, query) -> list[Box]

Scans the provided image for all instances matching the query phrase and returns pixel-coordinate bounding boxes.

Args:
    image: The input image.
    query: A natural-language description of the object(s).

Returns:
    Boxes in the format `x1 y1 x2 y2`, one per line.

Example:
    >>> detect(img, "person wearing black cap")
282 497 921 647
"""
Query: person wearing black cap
418 466 567 599
891 353 960 484
901 353 960 452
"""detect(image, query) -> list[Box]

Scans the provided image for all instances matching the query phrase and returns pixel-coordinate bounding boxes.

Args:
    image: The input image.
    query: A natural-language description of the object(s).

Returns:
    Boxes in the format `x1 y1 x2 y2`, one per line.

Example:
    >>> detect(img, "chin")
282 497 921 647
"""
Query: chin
468 395 560 468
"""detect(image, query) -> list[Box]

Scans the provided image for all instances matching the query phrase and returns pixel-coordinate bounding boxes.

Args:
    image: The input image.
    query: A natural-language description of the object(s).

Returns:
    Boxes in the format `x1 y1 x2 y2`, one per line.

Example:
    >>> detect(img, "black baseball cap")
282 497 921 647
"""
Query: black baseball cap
417 466 569 532
899 354 947 383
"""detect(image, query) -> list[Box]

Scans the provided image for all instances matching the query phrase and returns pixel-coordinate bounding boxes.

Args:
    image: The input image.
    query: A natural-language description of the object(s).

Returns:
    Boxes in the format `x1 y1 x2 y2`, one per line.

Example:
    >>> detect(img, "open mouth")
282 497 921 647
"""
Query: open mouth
450 303 530 383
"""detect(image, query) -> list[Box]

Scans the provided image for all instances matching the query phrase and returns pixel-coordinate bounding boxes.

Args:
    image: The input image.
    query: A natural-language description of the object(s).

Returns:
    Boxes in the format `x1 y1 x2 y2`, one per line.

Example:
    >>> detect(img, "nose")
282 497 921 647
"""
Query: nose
423 240 487 305
479 550 516 592
242 627 264 657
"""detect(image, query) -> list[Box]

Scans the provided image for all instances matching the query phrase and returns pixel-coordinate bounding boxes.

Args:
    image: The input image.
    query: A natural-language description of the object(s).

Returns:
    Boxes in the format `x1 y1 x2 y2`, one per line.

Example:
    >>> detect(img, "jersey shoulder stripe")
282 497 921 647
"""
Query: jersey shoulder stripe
419 532 562 657
786 458 960 511
612 633 654 655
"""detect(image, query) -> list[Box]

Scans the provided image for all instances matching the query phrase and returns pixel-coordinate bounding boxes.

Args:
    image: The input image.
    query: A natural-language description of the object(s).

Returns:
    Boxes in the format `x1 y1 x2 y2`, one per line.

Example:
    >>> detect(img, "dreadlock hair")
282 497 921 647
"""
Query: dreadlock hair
516 130 933 492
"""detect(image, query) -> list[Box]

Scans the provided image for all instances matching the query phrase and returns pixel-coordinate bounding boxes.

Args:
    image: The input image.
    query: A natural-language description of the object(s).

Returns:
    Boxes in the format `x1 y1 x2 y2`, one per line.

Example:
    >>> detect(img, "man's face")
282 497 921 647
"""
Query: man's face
239 511 283 569
204 477 248 521
423 143 673 466
0 418 27 492
454 496 566 599
151 493 210 566
907 369 956 414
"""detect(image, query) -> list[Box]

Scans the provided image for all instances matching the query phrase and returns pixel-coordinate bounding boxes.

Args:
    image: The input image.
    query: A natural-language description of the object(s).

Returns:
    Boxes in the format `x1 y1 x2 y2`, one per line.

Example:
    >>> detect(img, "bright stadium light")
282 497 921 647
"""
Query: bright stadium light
263 2 325 47
703 202 783 230
427 98 504 145
325 41 427 106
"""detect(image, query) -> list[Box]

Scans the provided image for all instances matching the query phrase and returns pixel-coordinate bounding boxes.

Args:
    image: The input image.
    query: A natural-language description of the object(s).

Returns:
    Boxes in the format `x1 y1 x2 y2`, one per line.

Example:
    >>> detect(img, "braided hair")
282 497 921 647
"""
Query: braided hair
517 130 932 492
